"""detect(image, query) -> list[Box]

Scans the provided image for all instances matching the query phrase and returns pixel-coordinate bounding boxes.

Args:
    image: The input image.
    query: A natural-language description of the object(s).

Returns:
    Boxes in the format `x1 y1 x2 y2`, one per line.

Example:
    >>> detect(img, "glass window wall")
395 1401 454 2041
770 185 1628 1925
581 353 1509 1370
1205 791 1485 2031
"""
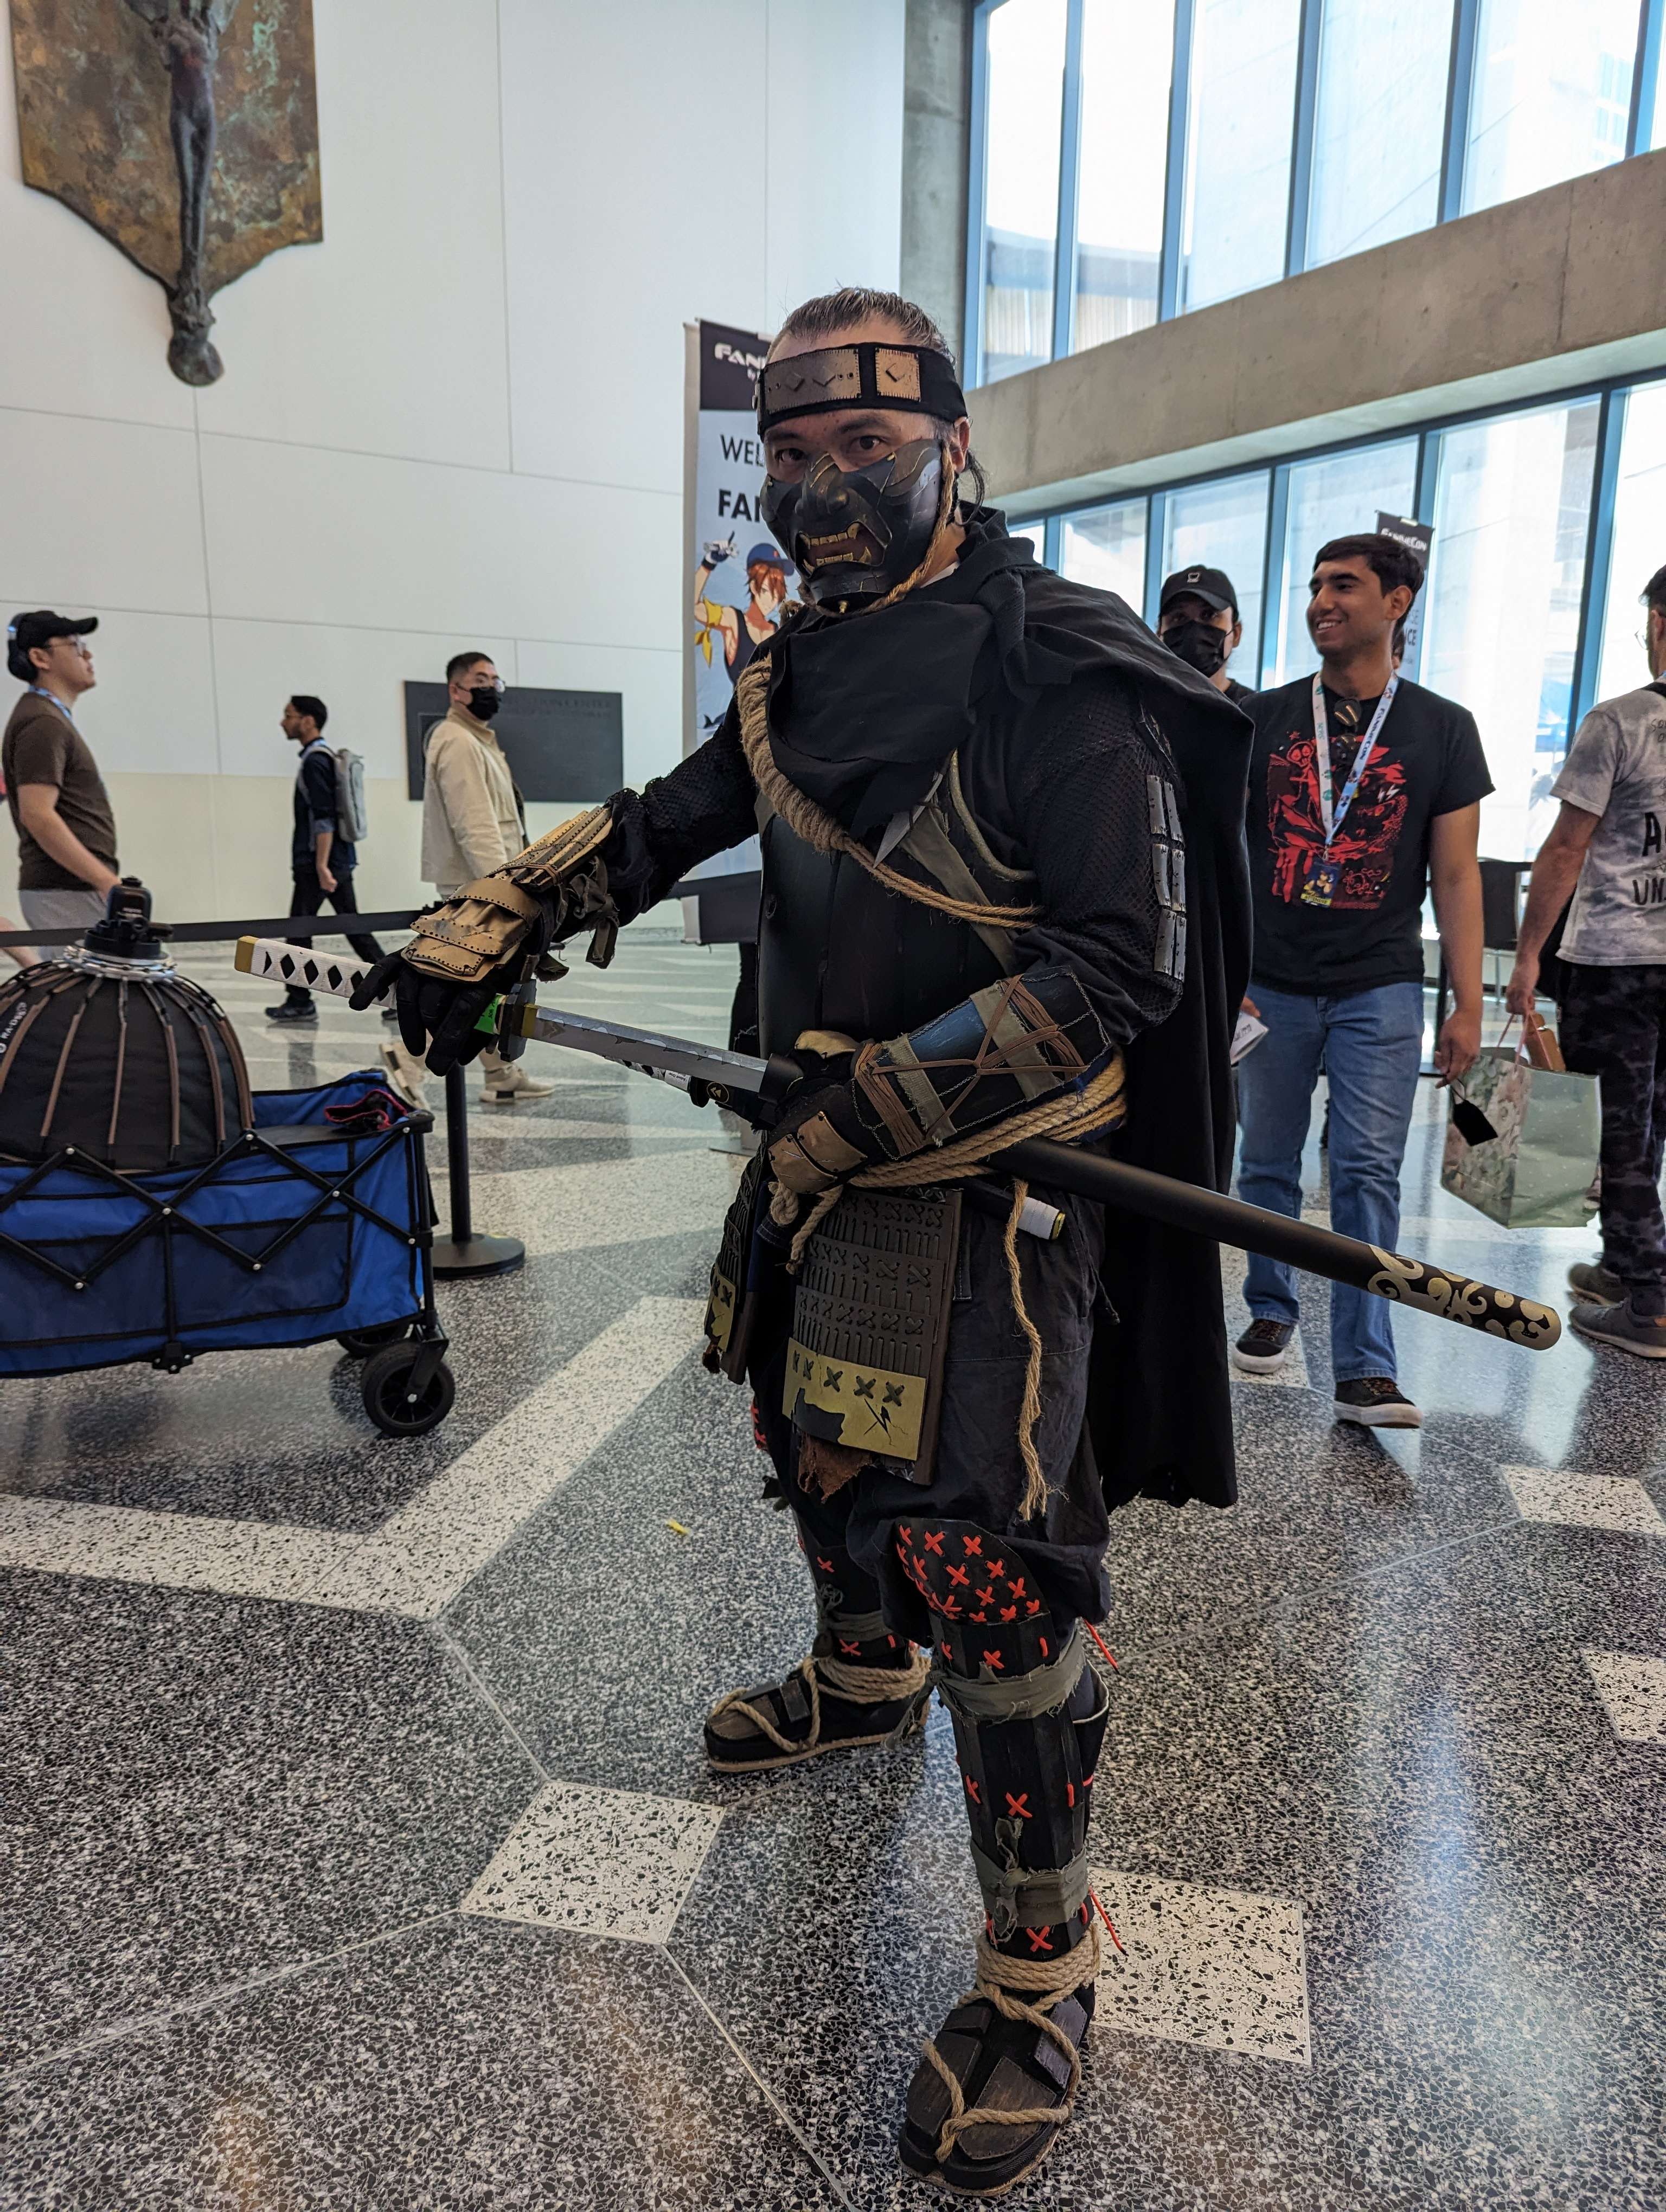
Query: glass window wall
979 0 1067 382
1177 0 1303 313
1308 1 1453 268
1462 0 1642 214
1267 441 1421 689
1595 381 1666 702
1059 497 1148 606
1422 398 1600 857
1072 0 1174 351
1157 472 1271 681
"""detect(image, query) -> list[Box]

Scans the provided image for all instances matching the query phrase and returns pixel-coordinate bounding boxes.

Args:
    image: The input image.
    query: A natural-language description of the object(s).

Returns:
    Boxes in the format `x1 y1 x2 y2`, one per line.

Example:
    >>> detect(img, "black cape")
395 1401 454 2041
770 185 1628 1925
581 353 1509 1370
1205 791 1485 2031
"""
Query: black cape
772 511 1253 1513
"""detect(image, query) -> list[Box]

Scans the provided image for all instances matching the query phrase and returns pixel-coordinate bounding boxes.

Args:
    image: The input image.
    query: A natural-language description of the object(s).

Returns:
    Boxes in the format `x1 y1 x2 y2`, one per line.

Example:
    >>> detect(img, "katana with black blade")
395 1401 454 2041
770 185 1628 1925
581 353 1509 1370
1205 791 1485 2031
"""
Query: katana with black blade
234 936 1563 1351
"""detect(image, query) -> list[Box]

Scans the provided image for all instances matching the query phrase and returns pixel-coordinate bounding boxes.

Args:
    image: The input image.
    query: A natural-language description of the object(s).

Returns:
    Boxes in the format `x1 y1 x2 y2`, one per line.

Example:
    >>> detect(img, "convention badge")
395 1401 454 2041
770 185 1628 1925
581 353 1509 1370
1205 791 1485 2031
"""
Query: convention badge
1300 852 1339 907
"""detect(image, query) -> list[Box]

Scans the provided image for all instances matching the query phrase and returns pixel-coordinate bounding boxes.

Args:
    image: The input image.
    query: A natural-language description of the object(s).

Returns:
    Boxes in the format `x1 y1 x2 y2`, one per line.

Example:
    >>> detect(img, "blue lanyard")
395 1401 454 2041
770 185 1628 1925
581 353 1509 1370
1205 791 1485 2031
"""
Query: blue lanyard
28 685 74 726
1311 673 1397 847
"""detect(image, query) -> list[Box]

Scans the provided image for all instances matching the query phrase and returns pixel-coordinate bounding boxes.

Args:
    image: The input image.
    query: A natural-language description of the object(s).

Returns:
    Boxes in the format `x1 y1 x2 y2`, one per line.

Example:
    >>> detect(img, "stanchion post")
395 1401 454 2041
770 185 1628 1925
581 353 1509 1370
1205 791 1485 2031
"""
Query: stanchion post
430 1060 524 1279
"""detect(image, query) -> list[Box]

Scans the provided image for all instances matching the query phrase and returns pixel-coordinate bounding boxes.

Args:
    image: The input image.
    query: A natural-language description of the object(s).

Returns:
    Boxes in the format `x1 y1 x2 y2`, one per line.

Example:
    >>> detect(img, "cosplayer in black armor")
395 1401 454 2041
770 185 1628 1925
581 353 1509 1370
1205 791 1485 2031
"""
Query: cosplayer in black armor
358 292 1252 2196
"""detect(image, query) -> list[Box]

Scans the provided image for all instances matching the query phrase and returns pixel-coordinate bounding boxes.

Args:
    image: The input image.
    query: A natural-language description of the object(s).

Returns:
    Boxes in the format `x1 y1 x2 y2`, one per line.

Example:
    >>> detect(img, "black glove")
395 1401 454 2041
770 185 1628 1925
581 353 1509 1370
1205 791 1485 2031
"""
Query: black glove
348 893 556 1075
764 1056 881 1199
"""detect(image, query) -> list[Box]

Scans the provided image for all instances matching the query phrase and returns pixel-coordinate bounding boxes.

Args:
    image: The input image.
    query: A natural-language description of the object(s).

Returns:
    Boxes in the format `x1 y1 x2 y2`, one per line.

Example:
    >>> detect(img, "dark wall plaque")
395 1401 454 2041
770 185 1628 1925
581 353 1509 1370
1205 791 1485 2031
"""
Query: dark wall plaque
403 685 625 805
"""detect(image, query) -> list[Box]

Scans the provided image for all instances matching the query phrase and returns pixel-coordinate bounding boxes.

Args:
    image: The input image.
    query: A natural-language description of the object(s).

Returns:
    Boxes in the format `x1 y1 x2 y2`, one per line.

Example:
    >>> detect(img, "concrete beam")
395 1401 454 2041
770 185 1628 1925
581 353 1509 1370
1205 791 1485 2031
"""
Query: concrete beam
900 0 971 358
971 148 1666 513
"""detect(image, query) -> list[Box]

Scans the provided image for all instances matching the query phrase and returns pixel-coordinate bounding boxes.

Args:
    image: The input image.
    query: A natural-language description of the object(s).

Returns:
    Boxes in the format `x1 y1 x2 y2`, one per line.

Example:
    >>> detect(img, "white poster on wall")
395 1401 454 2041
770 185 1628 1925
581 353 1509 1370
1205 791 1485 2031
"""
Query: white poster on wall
679 319 796 944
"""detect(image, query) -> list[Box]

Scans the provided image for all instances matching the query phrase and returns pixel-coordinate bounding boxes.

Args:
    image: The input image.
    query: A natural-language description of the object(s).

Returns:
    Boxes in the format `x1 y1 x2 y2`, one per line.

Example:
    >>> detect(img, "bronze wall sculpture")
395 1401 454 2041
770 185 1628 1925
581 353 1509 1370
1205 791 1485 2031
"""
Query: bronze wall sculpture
9 0 322 384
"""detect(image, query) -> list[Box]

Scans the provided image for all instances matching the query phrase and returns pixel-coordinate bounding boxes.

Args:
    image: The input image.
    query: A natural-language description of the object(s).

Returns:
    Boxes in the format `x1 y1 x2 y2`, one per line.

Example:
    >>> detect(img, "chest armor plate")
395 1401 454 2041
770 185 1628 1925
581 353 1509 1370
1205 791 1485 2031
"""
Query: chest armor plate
755 808 1015 1056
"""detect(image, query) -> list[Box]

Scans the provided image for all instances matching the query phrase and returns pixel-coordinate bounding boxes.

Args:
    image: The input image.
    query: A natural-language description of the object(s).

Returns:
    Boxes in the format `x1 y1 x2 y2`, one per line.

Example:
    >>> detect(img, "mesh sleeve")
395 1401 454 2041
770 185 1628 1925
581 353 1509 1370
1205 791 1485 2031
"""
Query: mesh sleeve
601 702 759 923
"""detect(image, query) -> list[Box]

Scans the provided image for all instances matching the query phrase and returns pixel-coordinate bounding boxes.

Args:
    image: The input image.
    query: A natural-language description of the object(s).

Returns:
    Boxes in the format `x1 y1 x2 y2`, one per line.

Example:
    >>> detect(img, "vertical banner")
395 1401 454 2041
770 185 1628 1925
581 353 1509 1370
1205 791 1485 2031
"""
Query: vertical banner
1376 512 1435 681
680 319 796 943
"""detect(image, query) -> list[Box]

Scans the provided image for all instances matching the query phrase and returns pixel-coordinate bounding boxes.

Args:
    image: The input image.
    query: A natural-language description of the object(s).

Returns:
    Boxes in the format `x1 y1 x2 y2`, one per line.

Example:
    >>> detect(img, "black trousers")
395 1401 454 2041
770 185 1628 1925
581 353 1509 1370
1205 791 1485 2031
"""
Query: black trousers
1560 961 1666 1311
284 867 385 1002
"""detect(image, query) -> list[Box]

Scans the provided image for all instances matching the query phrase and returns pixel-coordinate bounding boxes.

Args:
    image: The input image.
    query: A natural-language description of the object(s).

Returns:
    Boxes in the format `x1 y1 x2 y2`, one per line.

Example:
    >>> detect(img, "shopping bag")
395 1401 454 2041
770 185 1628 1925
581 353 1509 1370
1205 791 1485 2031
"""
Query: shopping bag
1440 1023 1600 1229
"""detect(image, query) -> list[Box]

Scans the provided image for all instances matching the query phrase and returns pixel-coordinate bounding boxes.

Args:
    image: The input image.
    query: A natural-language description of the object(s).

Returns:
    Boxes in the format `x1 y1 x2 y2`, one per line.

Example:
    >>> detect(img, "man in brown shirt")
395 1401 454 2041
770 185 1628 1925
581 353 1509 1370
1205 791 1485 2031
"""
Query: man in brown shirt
4 610 119 934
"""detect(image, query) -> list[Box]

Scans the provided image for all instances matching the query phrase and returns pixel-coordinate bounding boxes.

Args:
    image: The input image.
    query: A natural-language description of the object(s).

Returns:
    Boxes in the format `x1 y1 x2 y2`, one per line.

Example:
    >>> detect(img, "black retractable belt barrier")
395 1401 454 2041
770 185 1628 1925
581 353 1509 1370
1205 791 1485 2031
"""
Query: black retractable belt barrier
430 1061 525 1280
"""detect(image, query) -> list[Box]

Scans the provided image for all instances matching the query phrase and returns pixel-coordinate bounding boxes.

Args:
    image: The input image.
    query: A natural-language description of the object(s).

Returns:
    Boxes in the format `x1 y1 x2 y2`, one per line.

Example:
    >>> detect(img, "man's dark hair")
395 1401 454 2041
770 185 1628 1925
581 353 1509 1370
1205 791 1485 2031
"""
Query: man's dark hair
289 693 328 731
767 288 987 509
1313 532 1425 603
446 650 494 686
1644 564 1666 615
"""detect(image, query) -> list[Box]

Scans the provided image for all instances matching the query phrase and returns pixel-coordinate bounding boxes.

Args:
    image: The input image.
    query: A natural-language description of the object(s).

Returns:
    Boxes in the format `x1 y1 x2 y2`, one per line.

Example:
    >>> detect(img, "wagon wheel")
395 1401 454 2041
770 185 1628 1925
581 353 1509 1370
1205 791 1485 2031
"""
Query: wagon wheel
361 1342 456 1436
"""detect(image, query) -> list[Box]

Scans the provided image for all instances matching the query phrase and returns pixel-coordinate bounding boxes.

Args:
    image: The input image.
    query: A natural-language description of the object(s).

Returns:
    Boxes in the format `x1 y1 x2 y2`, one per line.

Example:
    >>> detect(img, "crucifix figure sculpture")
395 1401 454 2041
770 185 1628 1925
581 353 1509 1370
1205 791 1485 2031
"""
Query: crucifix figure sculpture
125 0 241 384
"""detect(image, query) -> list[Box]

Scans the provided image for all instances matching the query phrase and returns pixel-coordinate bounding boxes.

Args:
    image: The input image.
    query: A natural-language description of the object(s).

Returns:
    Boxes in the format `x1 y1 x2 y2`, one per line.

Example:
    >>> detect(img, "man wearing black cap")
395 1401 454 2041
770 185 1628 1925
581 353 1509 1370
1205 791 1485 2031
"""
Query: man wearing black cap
1157 565 1256 706
352 286 1252 2196
4 612 120 934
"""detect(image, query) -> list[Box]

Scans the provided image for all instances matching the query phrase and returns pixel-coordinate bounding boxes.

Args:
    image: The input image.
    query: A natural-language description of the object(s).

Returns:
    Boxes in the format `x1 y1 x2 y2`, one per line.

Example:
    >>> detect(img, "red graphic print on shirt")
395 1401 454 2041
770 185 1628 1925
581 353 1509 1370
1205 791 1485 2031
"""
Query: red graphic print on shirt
1266 726 1409 909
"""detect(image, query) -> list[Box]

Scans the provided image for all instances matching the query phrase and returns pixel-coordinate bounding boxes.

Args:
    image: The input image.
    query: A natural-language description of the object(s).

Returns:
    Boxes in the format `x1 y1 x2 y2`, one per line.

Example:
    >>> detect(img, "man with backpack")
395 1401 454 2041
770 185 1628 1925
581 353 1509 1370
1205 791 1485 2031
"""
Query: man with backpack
266 694 396 1026
1507 563 1666 1356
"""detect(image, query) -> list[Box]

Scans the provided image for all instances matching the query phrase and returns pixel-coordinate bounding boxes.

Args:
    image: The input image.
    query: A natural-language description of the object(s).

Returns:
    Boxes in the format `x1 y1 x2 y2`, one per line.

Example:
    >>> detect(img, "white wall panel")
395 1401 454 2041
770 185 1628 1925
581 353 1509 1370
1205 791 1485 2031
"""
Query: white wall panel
198 433 679 647
208 618 522 781
0 410 208 616
194 0 511 471
499 0 768 493
762 1 906 324
47 610 221 781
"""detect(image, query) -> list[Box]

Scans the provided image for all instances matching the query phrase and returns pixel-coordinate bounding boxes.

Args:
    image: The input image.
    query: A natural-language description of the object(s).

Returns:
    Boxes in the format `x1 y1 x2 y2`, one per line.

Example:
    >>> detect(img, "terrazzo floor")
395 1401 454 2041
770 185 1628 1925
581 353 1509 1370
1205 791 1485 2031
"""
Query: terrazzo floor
4 947 1664 2211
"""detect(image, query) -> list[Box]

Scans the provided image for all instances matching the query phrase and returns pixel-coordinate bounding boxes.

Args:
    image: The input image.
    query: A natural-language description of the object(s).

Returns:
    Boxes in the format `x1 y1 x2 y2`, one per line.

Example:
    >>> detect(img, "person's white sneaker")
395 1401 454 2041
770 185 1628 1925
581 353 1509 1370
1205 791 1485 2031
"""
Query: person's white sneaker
482 1062 554 1104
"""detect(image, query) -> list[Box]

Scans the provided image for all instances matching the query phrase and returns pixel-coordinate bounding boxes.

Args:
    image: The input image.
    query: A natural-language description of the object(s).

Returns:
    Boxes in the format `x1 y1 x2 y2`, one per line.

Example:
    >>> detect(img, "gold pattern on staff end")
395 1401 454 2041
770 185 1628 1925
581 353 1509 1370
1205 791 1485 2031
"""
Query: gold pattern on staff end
1367 1248 1561 1350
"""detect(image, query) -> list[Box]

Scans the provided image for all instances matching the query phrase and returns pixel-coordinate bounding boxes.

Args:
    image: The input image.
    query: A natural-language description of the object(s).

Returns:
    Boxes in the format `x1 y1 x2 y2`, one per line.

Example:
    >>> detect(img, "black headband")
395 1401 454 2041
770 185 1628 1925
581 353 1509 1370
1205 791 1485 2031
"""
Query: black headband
757 342 967 434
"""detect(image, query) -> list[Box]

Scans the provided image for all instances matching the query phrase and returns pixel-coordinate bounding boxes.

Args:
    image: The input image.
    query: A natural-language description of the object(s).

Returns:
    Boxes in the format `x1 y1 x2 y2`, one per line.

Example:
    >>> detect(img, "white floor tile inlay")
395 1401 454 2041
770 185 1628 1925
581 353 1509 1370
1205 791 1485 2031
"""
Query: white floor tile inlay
1091 1868 1312 2067
1582 1648 1666 1742
1501 1466 1666 1538
462 1782 723 1945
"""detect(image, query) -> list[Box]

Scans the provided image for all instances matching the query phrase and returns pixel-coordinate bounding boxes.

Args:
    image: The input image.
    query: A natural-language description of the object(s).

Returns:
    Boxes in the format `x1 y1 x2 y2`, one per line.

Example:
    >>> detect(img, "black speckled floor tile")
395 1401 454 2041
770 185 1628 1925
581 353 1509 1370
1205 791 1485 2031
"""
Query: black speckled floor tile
1 1917 843 2212
2 1573 536 2066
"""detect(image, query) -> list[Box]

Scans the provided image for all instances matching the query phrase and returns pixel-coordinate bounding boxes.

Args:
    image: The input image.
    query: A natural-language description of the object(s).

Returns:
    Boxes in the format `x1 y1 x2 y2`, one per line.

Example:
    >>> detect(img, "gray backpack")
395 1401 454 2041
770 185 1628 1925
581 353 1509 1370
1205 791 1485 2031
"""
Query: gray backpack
332 747 369 843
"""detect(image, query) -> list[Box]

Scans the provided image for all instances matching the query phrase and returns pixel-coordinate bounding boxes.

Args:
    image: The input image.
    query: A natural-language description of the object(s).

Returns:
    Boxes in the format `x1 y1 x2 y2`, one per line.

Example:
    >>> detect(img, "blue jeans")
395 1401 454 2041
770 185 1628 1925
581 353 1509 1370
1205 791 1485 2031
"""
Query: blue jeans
1235 981 1425 1384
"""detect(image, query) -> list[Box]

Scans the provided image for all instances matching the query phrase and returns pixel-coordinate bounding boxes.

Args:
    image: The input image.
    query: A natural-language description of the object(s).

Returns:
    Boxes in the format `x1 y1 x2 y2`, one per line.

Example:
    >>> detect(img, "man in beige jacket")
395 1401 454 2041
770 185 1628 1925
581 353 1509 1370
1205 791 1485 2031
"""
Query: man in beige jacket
420 652 552 1102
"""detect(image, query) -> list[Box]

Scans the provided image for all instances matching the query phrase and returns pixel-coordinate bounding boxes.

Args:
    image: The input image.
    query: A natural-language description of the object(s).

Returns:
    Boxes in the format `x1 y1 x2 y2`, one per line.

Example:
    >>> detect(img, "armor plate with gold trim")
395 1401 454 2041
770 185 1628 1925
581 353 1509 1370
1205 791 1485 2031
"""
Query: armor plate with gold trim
784 1186 962 1483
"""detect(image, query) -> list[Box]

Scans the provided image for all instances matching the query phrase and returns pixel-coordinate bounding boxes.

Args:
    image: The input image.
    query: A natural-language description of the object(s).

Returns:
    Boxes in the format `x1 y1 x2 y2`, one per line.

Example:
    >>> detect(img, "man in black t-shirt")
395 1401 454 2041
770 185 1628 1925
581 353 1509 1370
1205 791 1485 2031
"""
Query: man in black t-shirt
1234 533 1490 1427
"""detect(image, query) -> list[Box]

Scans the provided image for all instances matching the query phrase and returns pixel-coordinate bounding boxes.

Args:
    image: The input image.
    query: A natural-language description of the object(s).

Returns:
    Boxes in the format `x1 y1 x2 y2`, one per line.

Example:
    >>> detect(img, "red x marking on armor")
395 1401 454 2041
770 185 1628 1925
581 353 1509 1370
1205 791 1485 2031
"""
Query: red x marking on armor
922 1531 945 1555
981 1650 1004 1672
969 1611 987 1625
999 1606 1018 1623
1025 1928 1054 1953
962 1534 983 1556
897 1527 913 1549
1004 1792 1031 1820
838 1638 860 1657
964 1774 981 1803
988 1558 1005 1579
945 1562 970 1587
1027 1600 1041 1616
976 1584 995 1607
939 1597 962 1618
816 1557 834 1573
1008 1577 1027 1602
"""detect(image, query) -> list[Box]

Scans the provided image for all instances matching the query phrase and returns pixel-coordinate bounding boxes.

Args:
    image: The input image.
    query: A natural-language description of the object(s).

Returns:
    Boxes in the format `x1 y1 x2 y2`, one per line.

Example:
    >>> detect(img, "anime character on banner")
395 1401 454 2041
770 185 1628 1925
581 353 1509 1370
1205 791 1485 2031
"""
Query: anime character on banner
695 538 794 690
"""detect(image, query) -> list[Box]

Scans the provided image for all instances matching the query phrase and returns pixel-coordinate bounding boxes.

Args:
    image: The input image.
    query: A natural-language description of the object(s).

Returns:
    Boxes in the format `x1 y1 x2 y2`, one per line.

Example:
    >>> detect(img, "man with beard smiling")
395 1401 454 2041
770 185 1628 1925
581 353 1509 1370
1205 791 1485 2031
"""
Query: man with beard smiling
356 288 1251 2196
1233 534 1489 1426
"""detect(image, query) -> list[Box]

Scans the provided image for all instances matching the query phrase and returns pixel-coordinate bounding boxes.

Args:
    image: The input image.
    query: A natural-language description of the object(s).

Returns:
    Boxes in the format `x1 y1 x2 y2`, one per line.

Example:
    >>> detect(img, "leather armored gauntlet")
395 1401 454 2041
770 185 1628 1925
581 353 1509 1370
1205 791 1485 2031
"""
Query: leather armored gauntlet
402 805 619 989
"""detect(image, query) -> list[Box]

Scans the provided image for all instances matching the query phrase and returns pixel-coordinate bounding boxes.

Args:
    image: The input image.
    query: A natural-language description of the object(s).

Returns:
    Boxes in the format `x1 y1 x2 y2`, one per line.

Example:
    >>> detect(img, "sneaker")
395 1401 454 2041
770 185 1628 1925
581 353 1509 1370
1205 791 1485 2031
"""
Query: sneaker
482 1064 554 1104
265 999 317 1024
379 1041 427 1112
1567 1260 1624 1306
1570 1299 1666 1359
1232 1317 1295 1373
1334 1377 1422 1428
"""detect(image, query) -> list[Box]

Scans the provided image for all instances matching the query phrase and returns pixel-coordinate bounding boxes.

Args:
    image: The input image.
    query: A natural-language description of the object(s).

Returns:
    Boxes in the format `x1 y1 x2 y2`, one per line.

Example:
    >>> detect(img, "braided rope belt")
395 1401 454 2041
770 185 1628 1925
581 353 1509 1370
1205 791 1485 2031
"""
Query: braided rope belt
920 1920 1104 2168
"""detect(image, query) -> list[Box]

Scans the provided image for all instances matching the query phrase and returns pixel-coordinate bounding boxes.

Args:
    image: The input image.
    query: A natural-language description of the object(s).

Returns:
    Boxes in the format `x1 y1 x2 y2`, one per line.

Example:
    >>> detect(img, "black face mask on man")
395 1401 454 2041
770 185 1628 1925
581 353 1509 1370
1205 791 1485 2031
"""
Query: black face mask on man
1163 620 1232 678
761 439 946 607
467 684 502 722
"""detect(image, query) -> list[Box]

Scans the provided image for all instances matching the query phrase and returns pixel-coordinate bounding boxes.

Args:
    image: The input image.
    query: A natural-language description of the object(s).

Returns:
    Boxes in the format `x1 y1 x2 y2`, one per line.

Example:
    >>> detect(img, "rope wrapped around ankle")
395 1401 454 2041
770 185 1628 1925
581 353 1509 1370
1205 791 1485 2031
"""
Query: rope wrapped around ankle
920 1920 1104 2166
706 1646 933 1760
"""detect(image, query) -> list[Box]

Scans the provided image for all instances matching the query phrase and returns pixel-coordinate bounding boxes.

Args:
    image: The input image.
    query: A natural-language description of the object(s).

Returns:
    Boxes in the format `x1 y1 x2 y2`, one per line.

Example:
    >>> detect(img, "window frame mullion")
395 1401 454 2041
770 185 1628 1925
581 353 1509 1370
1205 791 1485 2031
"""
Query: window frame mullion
1284 0 1324 278
1050 0 1086 363
1157 0 1196 322
1627 0 1663 155
1438 0 1482 223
